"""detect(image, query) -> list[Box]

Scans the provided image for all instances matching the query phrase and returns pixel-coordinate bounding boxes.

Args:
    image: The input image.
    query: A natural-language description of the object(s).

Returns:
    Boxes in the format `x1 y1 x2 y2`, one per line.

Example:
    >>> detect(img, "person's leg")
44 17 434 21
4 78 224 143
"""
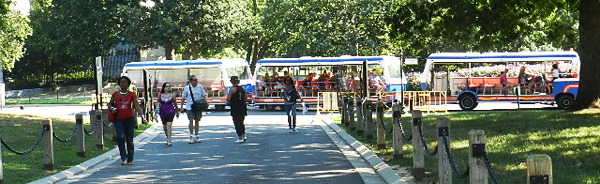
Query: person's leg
194 111 202 142
290 105 297 130
162 118 168 144
123 116 136 164
187 110 196 143
114 120 127 164
166 121 173 145
284 105 292 129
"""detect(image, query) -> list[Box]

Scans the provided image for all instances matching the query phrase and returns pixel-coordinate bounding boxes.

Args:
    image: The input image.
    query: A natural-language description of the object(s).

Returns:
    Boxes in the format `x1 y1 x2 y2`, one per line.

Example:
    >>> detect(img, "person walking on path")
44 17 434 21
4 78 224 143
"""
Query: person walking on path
108 76 147 165
158 82 179 146
226 76 248 143
282 76 303 133
180 75 207 144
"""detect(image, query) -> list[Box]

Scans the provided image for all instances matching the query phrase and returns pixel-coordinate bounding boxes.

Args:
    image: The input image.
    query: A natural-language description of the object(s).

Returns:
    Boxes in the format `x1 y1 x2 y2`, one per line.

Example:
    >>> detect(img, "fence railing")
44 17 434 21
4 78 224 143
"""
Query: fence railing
337 97 553 184
0 110 115 183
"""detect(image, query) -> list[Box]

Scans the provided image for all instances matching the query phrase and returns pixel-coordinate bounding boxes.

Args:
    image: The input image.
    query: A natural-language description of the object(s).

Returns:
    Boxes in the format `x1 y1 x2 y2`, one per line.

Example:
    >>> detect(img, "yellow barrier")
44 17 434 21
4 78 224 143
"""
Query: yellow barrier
91 93 111 106
317 92 339 113
403 91 447 113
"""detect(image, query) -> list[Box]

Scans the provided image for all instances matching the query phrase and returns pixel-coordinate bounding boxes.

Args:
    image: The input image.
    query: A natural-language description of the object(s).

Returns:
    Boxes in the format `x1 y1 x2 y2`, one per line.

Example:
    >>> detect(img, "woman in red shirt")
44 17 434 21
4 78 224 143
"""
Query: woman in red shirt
108 76 146 165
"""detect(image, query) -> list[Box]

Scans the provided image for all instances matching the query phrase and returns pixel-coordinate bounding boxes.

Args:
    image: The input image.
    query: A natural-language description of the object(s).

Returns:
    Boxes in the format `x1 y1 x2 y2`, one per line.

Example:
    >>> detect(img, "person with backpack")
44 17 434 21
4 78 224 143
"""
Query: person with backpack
226 76 248 143
282 76 303 132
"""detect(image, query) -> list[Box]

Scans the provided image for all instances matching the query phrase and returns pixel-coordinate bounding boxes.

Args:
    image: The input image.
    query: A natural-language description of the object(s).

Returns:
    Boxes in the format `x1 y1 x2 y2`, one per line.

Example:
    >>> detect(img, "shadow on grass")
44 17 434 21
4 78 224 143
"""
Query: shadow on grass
338 109 600 184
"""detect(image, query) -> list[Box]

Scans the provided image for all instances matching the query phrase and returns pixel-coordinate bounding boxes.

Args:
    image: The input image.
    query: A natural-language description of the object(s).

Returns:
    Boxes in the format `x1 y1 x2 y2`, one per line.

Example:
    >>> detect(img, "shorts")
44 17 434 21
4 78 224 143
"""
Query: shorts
186 110 202 121
161 115 174 125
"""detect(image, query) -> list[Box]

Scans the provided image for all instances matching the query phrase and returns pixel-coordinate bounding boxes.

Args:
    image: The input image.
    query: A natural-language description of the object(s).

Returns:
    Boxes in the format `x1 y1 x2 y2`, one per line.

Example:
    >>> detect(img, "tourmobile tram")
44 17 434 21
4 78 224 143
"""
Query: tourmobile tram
122 58 253 111
420 51 580 110
252 55 407 110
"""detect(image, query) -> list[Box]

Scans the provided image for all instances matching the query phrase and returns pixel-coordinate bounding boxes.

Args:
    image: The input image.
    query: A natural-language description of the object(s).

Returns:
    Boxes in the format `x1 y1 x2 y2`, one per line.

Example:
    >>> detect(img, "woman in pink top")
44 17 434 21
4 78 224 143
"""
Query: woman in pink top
108 76 146 165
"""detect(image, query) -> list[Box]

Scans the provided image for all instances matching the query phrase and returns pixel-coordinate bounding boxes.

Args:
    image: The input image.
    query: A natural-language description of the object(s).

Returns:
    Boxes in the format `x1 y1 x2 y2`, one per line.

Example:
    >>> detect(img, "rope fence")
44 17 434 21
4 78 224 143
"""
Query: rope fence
0 110 112 182
337 95 554 184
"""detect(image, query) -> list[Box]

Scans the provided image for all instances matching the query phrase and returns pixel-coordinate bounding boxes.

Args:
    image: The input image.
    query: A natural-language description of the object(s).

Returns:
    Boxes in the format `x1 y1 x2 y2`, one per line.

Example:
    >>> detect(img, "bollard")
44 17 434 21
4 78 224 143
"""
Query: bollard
437 117 451 184
43 118 54 170
1 138 3 184
376 98 386 149
411 111 424 176
392 101 403 158
76 114 85 157
94 110 104 149
356 98 364 134
469 130 488 184
527 154 552 184
348 96 355 131
365 100 374 139
341 95 348 126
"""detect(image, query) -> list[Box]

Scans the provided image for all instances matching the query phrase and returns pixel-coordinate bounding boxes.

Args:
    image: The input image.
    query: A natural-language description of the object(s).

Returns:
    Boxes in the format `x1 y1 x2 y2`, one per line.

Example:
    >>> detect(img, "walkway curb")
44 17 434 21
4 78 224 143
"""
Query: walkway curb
322 119 409 184
29 123 162 184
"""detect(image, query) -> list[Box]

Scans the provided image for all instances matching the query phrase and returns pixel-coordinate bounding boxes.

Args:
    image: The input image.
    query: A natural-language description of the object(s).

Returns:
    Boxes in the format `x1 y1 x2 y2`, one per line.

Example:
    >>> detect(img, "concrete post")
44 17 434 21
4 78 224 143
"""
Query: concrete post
43 118 54 170
76 114 85 157
348 96 355 130
365 100 374 139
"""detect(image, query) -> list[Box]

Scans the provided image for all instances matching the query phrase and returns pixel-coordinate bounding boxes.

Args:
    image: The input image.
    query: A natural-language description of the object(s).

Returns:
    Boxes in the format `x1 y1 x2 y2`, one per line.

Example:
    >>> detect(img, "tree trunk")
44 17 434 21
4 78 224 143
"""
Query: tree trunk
164 41 175 60
571 1 600 110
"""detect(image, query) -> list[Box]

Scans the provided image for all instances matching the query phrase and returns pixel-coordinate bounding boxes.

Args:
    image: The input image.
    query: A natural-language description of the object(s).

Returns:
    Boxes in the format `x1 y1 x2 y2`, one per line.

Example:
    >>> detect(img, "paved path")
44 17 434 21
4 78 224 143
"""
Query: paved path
15 107 397 184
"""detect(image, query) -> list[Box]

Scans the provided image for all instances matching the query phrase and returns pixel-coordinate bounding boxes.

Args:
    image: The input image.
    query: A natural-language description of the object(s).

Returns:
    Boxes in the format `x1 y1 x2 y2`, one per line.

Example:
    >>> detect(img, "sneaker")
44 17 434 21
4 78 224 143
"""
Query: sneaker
235 139 245 143
195 136 202 143
121 160 126 165
243 136 247 142
288 128 294 133
292 128 297 133
188 137 195 144
127 162 133 165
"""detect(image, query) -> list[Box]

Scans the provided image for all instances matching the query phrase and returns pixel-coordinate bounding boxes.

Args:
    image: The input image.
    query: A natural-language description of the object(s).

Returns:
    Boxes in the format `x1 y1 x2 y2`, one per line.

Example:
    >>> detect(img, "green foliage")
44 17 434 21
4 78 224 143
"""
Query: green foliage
388 0 579 63
0 4 32 71
262 0 395 57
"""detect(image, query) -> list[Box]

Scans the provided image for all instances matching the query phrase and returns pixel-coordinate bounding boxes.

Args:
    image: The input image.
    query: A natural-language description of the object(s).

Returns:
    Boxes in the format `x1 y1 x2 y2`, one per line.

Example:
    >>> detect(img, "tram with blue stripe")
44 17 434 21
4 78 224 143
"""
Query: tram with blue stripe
252 56 407 110
420 51 580 110
122 58 253 110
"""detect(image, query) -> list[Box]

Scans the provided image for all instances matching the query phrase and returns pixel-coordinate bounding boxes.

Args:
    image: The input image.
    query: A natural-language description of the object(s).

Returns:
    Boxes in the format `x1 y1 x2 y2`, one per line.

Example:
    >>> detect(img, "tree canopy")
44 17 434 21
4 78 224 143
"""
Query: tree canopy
0 0 32 71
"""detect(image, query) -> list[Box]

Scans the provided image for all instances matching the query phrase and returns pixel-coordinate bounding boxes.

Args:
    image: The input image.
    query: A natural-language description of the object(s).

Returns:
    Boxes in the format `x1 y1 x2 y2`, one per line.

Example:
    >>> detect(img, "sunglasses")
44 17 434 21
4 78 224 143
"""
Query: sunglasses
191 79 198 81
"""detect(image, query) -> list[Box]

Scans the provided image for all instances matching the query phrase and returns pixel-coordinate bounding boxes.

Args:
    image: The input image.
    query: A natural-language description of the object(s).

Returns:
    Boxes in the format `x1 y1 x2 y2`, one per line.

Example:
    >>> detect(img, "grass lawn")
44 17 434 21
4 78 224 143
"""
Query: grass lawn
5 97 93 105
0 114 152 184
336 109 600 184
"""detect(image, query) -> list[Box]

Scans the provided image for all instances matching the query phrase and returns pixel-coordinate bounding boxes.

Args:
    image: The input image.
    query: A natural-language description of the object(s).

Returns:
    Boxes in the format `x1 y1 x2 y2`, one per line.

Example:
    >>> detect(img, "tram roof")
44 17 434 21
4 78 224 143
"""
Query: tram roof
256 56 399 66
123 58 249 70
426 51 579 63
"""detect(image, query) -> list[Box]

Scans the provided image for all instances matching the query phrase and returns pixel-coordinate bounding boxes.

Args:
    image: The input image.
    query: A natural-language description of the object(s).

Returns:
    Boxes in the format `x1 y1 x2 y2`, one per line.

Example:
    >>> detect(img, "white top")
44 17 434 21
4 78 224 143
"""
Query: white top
552 69 560 78
181 84 206 110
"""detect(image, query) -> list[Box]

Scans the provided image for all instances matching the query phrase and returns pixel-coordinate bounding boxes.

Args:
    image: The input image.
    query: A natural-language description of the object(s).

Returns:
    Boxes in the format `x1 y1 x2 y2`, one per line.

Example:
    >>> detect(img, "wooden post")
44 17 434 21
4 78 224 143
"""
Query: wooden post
356 98 364 134
392 102 403 158
411 111 424 176
437 117 451 184
376 99 386 149
341 95 348 126
1 138 4 184
94 110 104 149
76 114 85 157
527 154 552 184
469 130 487 184
43 118 54 170
348 96 355 130
365 100 374 139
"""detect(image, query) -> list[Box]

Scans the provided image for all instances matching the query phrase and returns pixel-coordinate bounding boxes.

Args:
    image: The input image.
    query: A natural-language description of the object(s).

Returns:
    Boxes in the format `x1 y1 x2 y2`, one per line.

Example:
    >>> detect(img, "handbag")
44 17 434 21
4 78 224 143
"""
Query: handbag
108 108 117 123
190 85 208 111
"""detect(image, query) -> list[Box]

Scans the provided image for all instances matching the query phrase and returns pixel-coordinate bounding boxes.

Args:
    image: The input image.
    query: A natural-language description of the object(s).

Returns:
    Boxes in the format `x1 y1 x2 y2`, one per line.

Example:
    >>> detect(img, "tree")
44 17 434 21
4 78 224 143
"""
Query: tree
261 0 394 57
571 0 600 110
0 0 32 71
116 0 252 59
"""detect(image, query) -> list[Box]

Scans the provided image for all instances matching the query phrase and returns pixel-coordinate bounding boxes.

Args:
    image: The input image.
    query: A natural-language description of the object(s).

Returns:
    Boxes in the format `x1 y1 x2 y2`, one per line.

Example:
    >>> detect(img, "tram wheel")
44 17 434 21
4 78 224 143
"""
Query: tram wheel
458 93 478 111
556 94 574 109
